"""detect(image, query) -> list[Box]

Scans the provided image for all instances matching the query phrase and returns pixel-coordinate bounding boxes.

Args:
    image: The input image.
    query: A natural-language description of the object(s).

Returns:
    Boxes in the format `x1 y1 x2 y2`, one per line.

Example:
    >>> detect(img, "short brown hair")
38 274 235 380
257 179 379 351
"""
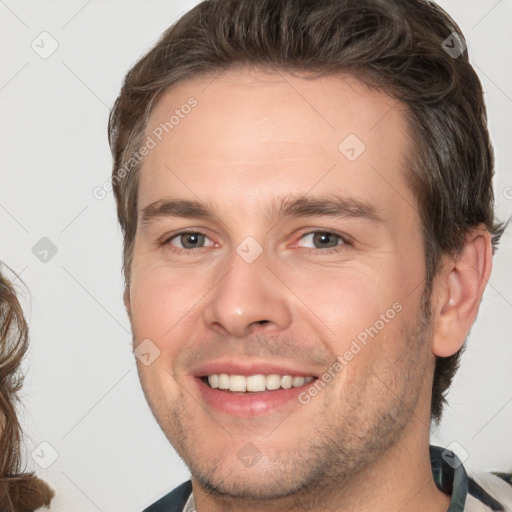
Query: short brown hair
0 265 54 510
108 0 505 423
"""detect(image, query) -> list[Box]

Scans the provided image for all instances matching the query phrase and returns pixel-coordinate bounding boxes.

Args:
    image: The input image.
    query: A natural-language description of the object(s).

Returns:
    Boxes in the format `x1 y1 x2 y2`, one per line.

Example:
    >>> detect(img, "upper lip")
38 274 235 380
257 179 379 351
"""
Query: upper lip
190 359 320 378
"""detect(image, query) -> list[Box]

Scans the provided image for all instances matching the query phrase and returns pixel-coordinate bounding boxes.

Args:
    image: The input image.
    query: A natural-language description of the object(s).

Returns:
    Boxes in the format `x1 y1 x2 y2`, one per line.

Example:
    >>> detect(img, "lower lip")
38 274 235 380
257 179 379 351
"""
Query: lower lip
195 377 315 417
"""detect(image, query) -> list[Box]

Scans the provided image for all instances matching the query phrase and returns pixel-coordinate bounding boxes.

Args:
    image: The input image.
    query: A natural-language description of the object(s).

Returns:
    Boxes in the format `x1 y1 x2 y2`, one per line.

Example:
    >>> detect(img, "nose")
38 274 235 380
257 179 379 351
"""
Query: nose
202 248 292 338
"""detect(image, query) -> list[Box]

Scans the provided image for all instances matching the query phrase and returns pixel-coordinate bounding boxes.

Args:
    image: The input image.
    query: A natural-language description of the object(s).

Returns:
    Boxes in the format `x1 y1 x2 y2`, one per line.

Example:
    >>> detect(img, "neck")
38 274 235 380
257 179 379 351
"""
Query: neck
191 418 451 512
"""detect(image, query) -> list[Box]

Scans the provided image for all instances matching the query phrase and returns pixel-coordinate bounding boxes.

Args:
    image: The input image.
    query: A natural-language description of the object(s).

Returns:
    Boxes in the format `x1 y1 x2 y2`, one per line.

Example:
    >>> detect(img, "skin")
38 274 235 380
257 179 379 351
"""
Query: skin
125 67 492 511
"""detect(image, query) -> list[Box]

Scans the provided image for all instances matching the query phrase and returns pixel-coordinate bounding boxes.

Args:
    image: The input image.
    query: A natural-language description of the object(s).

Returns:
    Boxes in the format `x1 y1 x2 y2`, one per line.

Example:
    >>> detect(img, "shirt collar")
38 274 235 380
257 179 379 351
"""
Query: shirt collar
430 445 468 511
182 491 196 512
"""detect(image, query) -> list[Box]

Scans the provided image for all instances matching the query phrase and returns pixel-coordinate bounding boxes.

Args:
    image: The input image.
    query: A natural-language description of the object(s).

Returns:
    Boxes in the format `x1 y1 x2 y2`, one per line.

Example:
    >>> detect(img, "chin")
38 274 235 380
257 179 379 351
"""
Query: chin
191 457 316 501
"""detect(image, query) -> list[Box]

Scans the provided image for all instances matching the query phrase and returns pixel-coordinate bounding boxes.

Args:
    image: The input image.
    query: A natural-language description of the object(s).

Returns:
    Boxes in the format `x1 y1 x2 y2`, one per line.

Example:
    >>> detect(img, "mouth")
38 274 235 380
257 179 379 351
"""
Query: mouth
201 373 316 393
191 363 320 417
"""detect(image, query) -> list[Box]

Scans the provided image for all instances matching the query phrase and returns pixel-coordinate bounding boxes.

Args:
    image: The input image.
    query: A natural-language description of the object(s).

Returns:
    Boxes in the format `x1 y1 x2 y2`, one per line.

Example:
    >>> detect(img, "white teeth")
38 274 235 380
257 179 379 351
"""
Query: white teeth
281 375 293 389
205 373 315 392
265 374 281 390
292 376 305 387
208 374 219 389
218 373 230 390
246 374 266 392
229 375 247 392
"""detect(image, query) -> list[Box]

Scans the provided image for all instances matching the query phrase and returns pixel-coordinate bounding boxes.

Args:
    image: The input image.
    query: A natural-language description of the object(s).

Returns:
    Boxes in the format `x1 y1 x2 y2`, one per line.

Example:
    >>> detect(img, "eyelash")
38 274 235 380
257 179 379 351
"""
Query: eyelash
161 229 350 255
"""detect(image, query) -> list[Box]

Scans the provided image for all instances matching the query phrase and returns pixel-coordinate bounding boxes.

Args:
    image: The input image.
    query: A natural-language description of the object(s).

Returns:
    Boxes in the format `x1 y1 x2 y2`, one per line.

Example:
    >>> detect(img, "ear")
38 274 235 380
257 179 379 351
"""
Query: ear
124 286 132 316
431 225 493 357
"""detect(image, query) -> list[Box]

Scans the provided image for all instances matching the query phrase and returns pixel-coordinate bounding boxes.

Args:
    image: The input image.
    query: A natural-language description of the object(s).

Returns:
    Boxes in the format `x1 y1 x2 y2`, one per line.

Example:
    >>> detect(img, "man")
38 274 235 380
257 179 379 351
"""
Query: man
108 0 509 510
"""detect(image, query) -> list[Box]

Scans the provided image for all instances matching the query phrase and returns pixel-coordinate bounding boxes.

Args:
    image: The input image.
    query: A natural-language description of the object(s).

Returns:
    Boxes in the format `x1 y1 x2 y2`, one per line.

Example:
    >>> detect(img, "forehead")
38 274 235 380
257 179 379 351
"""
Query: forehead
139 67 414 221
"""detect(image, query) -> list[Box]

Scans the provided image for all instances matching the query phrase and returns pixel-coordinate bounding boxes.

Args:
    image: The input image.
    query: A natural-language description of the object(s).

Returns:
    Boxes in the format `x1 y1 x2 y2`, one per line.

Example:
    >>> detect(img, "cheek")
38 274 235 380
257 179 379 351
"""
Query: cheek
129 264 207 346
129 266 199 407
282 261 417 386
281 263 402 345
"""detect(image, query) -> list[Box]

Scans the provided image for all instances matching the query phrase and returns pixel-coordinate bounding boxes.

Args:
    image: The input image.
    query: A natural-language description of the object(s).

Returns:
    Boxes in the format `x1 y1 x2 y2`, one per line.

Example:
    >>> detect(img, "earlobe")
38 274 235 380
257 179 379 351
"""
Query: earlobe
432 226 493 358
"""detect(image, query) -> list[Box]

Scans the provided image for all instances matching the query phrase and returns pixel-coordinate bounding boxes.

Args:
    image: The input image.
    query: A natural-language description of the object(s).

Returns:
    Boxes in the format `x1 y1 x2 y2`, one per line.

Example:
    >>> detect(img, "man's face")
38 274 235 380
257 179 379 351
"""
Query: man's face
127 68 435 499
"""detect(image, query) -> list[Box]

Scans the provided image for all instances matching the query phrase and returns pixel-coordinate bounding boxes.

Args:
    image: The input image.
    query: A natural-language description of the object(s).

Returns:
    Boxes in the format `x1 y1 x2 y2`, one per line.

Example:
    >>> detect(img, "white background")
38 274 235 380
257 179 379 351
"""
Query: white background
0 1 511 511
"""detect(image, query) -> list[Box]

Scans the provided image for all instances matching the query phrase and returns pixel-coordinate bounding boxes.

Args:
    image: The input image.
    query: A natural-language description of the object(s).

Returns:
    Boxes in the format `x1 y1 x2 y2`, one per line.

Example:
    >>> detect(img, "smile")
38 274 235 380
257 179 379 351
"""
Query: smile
205 373 315 393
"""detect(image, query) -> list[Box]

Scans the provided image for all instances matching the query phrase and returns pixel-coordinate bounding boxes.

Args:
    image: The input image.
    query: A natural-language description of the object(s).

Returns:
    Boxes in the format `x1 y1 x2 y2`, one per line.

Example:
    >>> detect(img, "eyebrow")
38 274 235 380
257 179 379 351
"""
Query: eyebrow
140 194 383 226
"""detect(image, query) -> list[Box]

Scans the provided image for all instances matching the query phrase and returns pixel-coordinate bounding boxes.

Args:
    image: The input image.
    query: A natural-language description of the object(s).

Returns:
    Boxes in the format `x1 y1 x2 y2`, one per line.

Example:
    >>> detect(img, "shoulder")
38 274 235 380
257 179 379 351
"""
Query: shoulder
141 481 193 512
